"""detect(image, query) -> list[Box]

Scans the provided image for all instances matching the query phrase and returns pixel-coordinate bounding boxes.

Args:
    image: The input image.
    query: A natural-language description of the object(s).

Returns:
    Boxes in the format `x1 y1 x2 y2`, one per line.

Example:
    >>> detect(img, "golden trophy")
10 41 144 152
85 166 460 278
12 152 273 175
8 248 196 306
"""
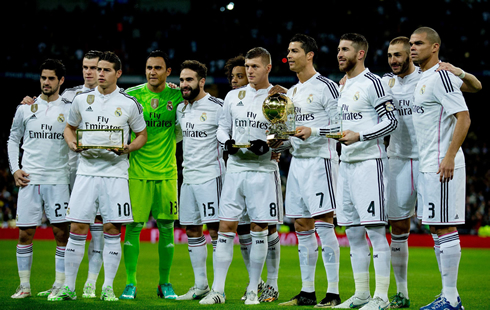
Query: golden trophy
76 128 125 150
325 105 343 139
262 93 296 140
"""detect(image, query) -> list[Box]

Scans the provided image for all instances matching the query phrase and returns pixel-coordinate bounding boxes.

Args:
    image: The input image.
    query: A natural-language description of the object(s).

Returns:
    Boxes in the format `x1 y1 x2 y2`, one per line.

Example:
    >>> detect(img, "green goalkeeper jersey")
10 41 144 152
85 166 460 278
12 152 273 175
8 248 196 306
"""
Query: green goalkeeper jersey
126 83 183 180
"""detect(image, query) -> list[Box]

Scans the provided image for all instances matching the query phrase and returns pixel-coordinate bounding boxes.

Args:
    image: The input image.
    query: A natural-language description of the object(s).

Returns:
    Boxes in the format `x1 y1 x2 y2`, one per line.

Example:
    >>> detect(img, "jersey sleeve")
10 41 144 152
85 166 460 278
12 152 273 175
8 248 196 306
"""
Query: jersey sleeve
128 99 146 133
217 95 233 148
7 106 25 173
434 71 468 116
359 77 398 141
67 97 82 128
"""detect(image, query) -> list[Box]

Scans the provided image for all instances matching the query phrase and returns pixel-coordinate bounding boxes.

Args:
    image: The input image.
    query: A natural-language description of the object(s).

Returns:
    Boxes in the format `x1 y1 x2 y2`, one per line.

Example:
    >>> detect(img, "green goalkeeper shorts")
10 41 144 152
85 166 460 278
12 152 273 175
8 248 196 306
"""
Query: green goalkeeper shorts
129 179 179 222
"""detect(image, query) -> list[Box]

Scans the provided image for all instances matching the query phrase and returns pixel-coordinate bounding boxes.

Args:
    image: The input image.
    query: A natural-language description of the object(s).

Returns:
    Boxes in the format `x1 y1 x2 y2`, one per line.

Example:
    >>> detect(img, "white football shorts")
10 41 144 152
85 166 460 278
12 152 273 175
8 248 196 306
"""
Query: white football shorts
336 158 389 226
387 157 419 221
16 184 70 227
66 175 133 224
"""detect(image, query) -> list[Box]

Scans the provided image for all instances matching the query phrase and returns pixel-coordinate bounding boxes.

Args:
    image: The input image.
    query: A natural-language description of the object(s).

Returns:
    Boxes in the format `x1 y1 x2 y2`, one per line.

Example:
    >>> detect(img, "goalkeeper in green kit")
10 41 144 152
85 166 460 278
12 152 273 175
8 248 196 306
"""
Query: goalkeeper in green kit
119 50 183 300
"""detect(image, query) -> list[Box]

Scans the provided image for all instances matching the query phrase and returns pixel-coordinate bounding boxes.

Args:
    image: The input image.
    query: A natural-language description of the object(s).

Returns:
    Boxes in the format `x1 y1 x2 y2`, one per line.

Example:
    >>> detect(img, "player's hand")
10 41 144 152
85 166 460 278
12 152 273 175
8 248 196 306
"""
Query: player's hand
268 85 288 95
294 126 311 140
68 141 82 152
436 62 463 77
271 151 281 162
224 139 239 155
248 139 270 155
109 145 131 155
21 96 36 105
437 156 455 183
339 75 347 86
167 82 179 89
13 170 30 187
338 130 359 145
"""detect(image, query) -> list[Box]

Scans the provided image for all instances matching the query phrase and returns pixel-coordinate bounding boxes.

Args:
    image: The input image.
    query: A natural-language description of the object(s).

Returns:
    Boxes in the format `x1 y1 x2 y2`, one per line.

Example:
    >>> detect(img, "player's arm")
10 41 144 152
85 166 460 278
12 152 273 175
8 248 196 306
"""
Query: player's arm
7 106 30 187
436 62 482 93
64 123 82 152
217 98 237 153
437 110 471 182
340 100 398 146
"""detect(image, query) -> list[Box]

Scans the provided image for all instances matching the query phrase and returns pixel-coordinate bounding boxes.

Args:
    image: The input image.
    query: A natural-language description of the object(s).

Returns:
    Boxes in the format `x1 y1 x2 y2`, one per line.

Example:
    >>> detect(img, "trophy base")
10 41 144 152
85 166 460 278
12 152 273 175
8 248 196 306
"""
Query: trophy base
232 144 251 148
325 133 343 139
78 145 124 150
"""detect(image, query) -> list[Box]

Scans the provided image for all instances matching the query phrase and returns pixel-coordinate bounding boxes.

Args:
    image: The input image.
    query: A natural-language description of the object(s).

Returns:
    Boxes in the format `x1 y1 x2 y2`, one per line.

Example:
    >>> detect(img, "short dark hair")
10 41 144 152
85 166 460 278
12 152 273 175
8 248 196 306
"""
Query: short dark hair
340 33 369 56
290 33 318 61
389 36 411 54
224 55 245 83
99 51 122 71
245 47 271 66
84 50 103 60
413 27 441 45
148 50 171 68
180 60 207 80
39 59 66 80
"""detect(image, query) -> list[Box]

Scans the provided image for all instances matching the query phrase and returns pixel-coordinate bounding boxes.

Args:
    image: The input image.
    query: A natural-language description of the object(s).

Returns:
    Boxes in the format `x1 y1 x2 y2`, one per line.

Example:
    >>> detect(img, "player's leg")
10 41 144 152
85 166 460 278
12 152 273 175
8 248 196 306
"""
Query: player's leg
354 159 390 309
12 227 35 299
37 184 70 298
120 179 151 299
387 157 417 308
99 222 122 301
12 185 42 299
421 169 465 309
151 179 179 299
83 216 104 298
259 224 280 302
314 213 341 308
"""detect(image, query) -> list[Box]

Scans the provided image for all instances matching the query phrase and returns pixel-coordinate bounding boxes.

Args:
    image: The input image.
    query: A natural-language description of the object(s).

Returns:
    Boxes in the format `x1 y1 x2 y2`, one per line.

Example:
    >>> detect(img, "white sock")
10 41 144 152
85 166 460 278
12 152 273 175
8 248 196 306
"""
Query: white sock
366 226 391 301
54 246 66 287
439 231 461 306
391 233 409 298
65 233 87 291
188 236 208 289
346 226 370 299
86 223 104 285
315 221 340 295
212 232 235 293
296 229 318 293
211 239 217 275
266 231 280 291
102 233 121 290
238 233 252 275
16 244 33 288
247 230 268 293
432 233 442 276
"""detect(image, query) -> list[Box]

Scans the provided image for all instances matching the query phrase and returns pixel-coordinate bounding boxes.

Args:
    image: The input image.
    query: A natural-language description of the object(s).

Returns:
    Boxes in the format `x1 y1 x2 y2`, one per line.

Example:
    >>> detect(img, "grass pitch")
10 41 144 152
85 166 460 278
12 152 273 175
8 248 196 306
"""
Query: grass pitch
0 239 489 309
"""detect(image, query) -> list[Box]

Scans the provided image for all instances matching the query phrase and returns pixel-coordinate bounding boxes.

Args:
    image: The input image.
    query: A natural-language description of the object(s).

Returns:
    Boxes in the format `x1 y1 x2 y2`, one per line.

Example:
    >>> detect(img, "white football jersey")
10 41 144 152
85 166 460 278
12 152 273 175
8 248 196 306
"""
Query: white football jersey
337 68 398 163
7 96 71 184
217 84 278 173
381 67 421 159
67 86 146 179
412 63 467 173
176 93 226 184
287 73 340 160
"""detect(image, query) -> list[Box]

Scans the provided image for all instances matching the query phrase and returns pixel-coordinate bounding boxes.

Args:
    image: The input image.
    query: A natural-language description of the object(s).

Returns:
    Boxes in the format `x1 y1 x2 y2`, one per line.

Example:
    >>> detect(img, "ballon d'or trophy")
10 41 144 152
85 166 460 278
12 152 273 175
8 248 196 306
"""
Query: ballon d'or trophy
262 93 296 141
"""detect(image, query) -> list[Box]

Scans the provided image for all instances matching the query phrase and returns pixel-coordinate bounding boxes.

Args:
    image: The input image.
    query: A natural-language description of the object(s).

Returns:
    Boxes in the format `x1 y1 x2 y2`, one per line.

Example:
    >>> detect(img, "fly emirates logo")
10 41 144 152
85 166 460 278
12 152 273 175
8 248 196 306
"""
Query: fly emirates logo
28 123 64 140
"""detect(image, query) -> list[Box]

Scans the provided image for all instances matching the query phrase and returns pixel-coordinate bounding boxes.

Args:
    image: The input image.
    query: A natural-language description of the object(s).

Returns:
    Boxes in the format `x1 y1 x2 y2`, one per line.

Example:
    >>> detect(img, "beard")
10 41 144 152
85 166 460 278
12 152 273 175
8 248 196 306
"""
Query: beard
392 56 411 76
181 85 200 101
41 85 59 97
339 57 356 73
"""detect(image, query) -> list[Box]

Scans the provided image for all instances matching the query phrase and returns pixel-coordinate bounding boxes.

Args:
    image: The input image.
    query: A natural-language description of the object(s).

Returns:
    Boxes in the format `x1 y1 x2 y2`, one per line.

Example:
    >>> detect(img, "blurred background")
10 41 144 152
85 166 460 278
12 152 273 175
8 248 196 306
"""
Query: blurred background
1 0 489 235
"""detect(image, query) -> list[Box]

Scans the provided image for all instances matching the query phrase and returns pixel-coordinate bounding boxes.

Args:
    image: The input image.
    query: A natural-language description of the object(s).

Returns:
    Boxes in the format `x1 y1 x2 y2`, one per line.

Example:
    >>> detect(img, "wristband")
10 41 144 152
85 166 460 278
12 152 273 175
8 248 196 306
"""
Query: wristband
458 70 466 79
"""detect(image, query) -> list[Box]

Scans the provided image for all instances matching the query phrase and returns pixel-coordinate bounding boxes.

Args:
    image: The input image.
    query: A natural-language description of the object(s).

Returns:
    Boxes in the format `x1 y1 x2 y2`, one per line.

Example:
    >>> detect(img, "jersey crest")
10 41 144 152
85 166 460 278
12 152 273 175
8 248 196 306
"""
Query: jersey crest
31 104 38 113
388 78 396 88
167 101 173 111
87 95 95 104
151 98 159 109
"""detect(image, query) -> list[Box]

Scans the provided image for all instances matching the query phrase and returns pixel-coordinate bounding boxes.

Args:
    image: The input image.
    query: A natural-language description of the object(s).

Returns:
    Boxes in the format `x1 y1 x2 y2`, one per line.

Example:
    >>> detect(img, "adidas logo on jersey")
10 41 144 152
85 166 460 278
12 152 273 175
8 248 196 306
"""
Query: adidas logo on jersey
86 106 93 112
237 101 244 106
30 114 37 119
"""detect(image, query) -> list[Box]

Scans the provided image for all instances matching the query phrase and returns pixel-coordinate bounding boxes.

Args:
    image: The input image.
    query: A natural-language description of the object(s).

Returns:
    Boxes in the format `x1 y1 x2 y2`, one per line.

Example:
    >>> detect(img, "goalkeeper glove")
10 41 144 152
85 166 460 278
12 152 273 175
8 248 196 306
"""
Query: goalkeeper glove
248 139 270 156
224 139 239 155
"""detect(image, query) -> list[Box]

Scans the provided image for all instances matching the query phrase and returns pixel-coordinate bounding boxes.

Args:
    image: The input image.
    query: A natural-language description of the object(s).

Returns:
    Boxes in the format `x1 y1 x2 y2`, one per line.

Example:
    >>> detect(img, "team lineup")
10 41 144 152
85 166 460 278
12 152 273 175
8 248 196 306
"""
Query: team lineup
7 26 481 310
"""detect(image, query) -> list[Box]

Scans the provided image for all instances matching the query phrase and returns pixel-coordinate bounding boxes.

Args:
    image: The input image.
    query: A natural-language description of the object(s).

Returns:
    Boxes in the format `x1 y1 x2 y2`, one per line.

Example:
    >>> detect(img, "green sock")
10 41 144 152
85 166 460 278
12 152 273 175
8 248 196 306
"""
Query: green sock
157 220 175 284
123 222 144 285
